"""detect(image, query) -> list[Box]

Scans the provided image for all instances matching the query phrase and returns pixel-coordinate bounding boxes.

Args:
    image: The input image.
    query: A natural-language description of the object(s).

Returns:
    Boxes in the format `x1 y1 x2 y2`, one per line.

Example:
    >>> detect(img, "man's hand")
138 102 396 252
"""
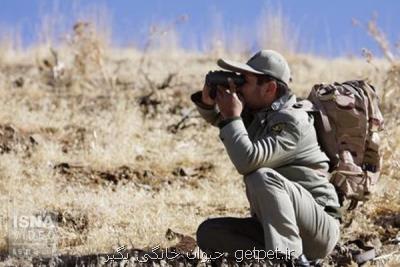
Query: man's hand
216 78 243 119
201 84 215 106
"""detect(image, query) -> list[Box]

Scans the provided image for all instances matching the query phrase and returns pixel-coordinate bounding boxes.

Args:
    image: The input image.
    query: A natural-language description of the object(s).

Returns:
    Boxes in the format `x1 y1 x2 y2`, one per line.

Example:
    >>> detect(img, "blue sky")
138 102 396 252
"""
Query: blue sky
1 0 399 57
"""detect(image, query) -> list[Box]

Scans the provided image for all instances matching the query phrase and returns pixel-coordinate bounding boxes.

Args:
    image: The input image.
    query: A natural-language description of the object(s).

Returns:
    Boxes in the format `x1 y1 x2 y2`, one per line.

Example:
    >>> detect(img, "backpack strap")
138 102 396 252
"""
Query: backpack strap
292 99 332 132
313 104 332 133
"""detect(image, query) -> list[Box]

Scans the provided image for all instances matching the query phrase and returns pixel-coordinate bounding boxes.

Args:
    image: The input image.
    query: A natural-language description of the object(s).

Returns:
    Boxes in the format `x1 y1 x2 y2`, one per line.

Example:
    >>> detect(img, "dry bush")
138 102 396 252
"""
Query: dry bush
133 16 189 118
67 22 108 80
33 2 114 95
0 38 10 64
205 7 298 59
35 21 115 97
354 15 400 110
0 27 22 66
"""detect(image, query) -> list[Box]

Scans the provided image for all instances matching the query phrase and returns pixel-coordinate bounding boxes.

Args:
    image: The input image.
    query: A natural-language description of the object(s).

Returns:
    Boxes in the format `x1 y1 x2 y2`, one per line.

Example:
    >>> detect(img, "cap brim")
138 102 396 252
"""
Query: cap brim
217 59 264 75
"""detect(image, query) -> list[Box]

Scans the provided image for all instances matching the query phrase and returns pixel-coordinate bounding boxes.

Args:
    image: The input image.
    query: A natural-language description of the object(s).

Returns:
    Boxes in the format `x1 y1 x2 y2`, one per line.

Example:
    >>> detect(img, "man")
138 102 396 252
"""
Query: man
191 50 341 266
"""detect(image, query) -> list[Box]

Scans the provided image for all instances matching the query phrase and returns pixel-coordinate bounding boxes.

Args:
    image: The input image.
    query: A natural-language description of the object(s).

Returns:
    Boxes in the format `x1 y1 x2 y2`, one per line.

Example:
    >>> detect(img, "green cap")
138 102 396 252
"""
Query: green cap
217 50 291 85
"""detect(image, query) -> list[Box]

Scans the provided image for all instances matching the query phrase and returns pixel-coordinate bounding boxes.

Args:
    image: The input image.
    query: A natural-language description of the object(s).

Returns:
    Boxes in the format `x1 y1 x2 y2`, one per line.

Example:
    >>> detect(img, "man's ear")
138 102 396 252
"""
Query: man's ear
266 80 278 97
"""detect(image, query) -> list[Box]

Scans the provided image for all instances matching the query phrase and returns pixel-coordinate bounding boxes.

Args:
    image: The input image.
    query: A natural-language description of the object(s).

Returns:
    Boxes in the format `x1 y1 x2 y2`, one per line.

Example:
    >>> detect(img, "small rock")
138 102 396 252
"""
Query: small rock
13 77 24 87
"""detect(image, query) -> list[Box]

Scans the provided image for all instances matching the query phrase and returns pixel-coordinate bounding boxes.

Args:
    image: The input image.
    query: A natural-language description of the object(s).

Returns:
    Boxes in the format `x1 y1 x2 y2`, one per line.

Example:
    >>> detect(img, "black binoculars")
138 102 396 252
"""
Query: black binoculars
205 71 245 99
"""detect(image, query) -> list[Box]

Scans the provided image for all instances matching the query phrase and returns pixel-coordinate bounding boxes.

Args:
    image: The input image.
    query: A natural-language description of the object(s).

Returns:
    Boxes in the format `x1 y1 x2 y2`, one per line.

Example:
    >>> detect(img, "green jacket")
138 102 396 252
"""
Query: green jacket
191 91 340 208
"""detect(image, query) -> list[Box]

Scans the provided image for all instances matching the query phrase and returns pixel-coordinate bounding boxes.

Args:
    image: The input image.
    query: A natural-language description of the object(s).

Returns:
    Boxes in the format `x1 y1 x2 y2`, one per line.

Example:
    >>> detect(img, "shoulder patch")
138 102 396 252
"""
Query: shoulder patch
271 123 285 134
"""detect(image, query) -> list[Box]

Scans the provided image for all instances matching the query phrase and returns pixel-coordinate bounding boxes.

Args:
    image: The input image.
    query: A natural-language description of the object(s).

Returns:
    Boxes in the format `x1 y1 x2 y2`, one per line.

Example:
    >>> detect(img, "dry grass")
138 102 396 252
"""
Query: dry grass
257 6 300 55
0 14 399 267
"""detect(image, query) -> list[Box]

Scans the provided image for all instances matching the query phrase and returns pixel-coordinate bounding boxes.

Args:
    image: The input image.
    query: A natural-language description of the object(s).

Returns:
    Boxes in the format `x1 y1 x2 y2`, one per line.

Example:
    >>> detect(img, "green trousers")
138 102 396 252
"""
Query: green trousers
196 168 340 260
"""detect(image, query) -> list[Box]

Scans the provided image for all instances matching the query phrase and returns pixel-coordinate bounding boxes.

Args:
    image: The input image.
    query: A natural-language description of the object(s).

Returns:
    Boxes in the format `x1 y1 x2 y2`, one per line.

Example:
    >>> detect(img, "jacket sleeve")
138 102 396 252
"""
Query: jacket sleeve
219 115 301 175
191 91 223 127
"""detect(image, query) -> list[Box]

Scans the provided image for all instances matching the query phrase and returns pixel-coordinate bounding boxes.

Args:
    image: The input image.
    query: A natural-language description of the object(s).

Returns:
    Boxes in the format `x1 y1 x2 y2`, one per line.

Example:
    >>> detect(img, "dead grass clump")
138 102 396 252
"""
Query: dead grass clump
355 15 400 110
133 17 188 119
36 21 113 94
379 120 400 180
371 195 400 240
0 26 22 66
36 48 71 90
50 209 90 248
257 6 299 56
0 124 38 156
68 22 107 80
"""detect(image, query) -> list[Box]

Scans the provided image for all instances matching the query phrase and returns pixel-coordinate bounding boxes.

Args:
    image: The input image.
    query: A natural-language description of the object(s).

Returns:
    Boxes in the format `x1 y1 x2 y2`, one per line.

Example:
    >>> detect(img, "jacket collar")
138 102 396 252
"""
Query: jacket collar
254 93 296 119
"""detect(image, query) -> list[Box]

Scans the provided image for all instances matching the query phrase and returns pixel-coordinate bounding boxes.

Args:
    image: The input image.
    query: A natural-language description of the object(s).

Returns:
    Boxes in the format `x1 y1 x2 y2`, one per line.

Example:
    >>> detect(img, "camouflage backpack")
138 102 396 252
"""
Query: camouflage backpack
296 80 384 209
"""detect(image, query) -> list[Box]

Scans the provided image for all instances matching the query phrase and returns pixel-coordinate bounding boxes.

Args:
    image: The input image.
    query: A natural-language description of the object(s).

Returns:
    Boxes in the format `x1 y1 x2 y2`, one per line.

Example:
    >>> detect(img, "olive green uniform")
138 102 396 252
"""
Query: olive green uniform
192 91 341 260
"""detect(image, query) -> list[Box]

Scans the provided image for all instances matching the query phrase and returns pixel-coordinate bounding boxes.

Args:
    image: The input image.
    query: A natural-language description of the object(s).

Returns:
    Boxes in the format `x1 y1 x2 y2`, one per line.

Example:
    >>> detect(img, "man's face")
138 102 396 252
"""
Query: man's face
237 72 275 111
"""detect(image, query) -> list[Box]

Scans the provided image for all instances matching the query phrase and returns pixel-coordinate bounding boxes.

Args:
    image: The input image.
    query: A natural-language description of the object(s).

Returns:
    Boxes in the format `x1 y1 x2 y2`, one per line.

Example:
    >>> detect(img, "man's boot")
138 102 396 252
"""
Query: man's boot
293 254 310 267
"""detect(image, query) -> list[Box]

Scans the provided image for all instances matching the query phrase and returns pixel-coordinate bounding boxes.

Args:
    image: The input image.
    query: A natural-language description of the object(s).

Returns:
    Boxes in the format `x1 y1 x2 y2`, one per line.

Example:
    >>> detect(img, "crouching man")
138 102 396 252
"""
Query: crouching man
191 50 341 266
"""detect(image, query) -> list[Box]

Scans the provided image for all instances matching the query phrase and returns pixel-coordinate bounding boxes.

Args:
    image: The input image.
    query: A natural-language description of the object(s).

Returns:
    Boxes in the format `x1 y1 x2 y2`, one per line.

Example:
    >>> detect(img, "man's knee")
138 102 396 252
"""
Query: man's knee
196 218 219 251
244 167 286 192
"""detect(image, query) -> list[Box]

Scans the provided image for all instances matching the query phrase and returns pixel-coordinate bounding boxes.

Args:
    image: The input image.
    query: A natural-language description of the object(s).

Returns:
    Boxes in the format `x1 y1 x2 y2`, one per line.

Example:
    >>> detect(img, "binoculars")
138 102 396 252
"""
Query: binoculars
205 71 245 99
